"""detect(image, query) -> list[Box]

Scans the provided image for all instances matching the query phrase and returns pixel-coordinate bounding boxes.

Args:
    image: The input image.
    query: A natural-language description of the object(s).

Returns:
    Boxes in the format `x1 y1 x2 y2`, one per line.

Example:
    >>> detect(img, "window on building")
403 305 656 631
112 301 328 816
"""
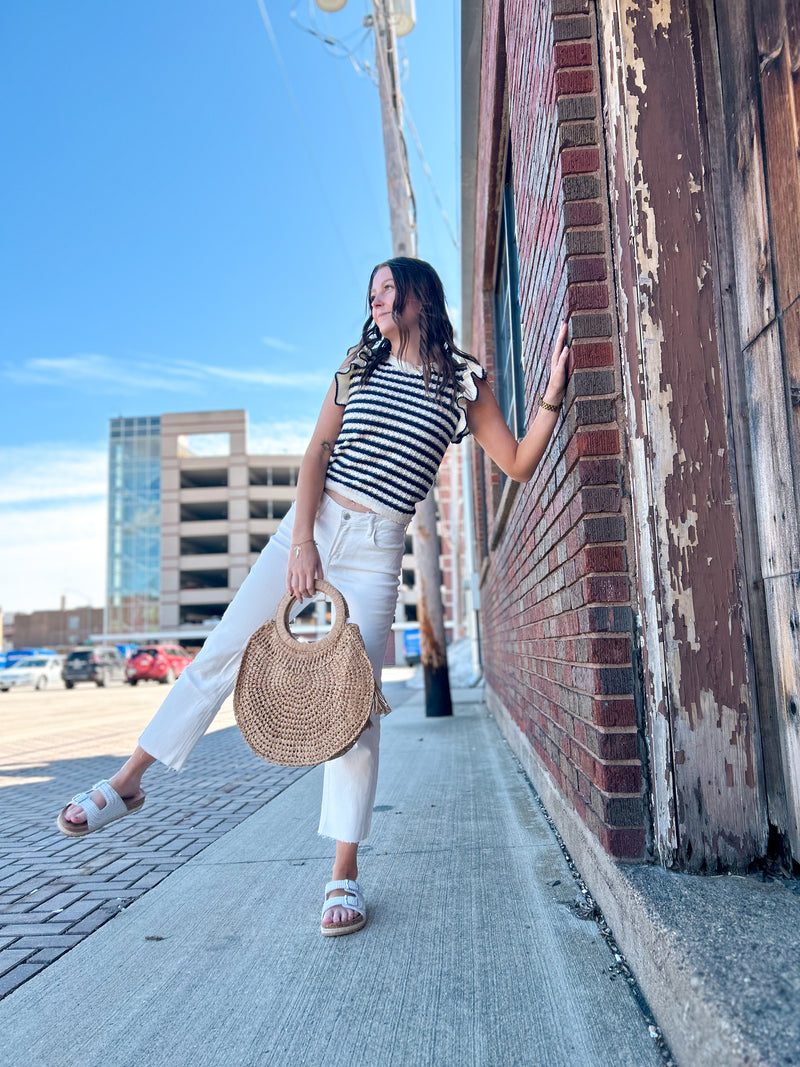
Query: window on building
249 500 271 520
180 501 228 522
493 148 526 441
180 468 228 489
180 534 228 555
180 569 229 590
179 604 227 626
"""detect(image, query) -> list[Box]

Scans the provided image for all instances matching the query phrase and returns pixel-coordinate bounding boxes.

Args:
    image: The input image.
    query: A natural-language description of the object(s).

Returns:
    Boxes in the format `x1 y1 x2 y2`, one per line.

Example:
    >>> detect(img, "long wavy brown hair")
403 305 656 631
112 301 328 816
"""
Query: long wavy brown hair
352 257 472 398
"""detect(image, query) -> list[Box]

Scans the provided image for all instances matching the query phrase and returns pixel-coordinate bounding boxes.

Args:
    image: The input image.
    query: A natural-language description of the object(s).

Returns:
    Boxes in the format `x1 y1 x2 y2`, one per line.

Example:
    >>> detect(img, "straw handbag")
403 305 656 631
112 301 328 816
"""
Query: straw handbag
233 580 391 766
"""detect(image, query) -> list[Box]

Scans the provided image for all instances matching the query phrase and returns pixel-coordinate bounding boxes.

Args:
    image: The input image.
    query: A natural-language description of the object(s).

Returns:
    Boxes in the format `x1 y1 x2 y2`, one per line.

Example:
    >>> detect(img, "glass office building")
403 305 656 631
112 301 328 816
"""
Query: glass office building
107 416 162 634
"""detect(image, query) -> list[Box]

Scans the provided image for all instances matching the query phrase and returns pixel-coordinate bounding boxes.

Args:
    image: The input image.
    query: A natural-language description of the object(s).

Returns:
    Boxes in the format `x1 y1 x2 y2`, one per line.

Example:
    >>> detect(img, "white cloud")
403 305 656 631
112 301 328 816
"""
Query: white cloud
3 353 327 394
0 444 107 505
261 335 296 352
248 421 314 455
0 500 107 615
4 354 196 394
183 363 330 389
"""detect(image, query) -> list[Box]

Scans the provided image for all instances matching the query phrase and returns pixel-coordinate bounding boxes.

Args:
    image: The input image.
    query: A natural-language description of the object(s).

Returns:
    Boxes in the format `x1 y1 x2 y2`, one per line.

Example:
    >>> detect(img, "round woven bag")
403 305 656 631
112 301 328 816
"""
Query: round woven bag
233 580 390 767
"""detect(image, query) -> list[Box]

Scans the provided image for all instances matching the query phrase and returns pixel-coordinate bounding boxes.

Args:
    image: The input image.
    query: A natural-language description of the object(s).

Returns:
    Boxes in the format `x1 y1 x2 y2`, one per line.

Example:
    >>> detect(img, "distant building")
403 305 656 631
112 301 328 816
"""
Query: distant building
105 410 422 652
8 603 104 651
107 410 301 638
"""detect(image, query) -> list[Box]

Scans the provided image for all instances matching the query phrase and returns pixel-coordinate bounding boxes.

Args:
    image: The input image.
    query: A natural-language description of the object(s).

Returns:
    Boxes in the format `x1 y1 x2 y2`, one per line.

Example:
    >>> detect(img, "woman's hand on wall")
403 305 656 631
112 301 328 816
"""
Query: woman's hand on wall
543 321 570 406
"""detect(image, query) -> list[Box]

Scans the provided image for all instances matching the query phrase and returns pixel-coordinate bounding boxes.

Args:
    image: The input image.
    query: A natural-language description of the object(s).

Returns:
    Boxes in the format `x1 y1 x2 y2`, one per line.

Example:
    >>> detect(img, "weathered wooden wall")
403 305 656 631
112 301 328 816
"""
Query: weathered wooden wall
598 0 770 869
709 0 800 858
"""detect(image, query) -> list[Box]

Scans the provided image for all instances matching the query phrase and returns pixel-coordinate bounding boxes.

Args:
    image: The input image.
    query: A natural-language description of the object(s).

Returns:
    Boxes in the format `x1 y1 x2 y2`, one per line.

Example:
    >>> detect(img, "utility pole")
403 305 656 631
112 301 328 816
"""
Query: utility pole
371 0 415 257
370 0 452 716
317 0 453 715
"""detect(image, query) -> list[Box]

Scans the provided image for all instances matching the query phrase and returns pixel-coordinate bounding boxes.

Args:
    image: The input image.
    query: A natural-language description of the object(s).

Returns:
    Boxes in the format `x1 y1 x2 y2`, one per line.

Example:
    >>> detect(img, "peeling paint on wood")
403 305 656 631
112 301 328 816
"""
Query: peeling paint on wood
600 0 769 869
601 2 678 863
713 0 800 858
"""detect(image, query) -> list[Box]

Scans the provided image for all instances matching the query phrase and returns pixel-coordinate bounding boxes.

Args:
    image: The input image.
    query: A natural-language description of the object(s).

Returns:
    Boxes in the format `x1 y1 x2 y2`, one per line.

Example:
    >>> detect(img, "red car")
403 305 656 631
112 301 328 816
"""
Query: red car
126 645 193 685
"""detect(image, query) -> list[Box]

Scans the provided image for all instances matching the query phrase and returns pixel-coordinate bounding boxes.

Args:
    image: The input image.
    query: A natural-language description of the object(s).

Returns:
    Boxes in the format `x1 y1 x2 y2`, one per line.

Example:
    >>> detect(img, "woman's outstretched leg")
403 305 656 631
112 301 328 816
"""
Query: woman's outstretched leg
56 507 298 836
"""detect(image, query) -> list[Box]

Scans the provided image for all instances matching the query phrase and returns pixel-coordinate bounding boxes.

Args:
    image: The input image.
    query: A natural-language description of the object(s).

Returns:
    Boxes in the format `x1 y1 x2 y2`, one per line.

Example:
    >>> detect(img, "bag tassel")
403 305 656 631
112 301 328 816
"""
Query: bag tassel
372 686 392 717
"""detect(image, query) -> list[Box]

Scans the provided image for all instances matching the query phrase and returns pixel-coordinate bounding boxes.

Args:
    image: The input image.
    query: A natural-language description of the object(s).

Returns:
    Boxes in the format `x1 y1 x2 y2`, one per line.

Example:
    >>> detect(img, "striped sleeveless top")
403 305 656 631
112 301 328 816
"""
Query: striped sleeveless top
325 348 486 524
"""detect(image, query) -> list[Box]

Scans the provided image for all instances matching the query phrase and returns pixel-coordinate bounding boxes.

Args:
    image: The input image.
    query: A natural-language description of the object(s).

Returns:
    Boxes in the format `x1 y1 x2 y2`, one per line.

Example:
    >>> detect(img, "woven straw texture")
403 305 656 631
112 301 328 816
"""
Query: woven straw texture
233 581 390 767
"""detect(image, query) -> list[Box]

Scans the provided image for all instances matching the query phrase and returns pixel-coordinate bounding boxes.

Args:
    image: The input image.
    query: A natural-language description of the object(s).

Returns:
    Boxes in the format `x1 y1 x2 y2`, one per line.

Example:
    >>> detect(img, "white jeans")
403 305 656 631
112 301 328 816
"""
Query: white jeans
138 492 406 843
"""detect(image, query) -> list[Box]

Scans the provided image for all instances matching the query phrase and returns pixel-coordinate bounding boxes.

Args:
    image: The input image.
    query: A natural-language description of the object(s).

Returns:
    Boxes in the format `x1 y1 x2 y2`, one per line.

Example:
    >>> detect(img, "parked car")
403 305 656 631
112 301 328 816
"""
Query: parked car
2 647 58 669
62 647 126 688
125 644 193 685
0 656 62 692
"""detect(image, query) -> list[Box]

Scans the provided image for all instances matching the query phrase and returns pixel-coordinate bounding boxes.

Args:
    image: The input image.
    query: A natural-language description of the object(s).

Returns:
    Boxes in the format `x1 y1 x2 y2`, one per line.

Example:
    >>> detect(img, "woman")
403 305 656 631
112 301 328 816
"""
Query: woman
57 257 570 937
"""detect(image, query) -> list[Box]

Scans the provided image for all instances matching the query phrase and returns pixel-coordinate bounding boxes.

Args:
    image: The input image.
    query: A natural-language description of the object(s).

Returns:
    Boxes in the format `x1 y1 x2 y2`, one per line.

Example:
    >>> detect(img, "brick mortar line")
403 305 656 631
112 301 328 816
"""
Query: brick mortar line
489 671 634 702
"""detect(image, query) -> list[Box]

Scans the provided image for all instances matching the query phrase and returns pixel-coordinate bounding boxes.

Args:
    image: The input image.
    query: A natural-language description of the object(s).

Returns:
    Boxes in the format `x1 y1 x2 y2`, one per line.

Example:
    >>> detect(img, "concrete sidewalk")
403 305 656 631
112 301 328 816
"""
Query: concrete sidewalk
0 687 665 1067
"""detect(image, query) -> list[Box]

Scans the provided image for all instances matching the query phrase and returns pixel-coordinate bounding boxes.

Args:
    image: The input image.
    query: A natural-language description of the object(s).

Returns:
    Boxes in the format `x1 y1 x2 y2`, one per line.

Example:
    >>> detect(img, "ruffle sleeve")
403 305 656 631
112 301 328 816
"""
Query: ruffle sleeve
451 352 487 443
333 347 369 407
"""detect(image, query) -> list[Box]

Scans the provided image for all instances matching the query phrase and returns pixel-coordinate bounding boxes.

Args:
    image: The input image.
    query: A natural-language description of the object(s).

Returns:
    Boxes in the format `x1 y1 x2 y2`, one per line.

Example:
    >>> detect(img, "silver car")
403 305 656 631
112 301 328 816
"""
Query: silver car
0 656 62 692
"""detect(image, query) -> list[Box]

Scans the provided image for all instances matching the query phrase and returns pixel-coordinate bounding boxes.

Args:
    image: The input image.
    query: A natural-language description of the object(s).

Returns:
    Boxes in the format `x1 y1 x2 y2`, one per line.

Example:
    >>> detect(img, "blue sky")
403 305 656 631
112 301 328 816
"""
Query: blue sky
0 2 461 615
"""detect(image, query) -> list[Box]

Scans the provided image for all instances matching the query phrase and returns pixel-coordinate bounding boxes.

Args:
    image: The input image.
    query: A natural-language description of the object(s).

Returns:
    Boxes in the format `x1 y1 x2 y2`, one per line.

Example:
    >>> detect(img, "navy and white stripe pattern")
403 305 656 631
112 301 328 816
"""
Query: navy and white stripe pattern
325 349 486 524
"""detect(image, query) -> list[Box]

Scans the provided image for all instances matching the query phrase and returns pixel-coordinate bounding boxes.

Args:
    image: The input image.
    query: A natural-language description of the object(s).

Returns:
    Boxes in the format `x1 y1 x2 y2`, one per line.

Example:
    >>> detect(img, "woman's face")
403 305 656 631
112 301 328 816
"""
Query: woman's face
370 266 420 343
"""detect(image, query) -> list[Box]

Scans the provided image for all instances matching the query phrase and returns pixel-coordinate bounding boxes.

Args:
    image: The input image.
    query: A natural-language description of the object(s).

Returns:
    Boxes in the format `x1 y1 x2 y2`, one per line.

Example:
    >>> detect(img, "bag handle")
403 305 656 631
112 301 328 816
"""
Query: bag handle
274 579 351 651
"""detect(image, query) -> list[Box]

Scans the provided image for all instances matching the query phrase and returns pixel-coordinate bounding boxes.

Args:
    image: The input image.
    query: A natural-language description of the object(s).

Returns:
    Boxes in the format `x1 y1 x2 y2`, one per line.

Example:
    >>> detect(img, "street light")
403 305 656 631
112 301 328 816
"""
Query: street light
391 0 416 36
314 0 416 36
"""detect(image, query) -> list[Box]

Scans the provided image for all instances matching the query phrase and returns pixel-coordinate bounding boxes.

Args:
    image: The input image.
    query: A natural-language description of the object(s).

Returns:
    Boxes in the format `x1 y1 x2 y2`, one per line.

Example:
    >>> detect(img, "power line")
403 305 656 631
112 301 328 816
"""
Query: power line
290 2 457 252
403 102 458 249
289 2 375 75
289 2 384 225
254 0 362 287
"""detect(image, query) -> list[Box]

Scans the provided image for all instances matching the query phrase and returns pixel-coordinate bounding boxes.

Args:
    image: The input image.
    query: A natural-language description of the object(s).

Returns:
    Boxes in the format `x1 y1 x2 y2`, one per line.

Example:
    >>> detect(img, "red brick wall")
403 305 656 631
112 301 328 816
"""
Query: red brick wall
471 0 647 861
11 607 105 651
437 447 467 642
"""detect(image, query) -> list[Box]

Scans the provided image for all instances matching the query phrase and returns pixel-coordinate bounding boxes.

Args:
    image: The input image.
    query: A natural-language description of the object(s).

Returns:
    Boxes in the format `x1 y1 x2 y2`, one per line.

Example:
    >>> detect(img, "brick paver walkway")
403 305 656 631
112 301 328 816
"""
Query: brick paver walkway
0 677 410 1000
0 722 308 999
